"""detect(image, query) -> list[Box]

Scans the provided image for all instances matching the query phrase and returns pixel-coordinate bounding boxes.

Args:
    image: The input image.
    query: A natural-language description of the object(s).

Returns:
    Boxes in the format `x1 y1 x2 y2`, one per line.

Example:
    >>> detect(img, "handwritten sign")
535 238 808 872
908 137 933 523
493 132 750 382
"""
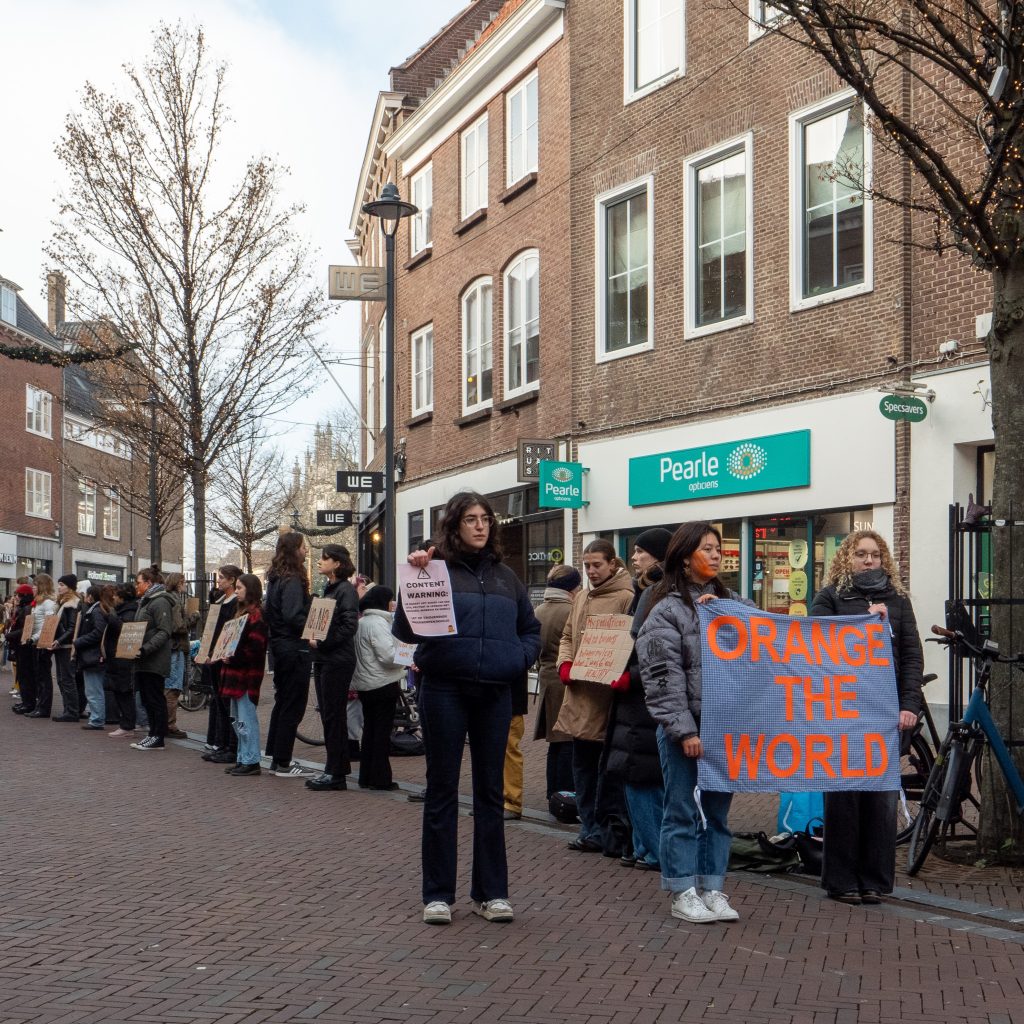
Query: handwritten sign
570 613 634 685
210 615 248 662
302 597 336 642
185 597 200 618
37 614 60 650
193 606 220 665
397 562 458 637
20 613 34 644
116 621 148 659
394 641 416 667
695 600 900 792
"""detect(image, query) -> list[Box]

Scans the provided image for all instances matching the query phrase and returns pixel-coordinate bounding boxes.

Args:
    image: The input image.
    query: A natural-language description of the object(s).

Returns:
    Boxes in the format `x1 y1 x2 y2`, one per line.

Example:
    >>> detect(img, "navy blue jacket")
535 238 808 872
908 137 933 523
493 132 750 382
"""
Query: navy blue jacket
392 552 541 686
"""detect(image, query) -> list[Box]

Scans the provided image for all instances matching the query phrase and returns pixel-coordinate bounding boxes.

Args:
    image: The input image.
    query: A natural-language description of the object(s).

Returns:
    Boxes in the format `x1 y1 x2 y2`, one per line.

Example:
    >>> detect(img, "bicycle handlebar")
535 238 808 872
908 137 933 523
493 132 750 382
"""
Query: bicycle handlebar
929 624 1024 663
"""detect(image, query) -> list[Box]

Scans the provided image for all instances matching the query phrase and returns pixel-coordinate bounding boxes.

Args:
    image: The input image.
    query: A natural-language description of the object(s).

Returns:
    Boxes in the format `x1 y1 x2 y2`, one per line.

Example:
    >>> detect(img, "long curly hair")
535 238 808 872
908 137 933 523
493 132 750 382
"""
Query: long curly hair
824 529 907 596
433 491 503 563
268 532 309 592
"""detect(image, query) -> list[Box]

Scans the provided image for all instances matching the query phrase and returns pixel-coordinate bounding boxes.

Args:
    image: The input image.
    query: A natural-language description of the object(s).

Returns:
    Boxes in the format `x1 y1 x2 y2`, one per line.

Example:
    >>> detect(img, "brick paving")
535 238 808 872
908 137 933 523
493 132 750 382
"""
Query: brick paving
4 681 1024 1023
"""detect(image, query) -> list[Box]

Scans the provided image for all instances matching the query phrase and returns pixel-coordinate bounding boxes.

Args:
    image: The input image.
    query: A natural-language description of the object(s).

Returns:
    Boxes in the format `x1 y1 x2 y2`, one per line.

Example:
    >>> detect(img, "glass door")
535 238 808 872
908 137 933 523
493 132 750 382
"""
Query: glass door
750 517 812 615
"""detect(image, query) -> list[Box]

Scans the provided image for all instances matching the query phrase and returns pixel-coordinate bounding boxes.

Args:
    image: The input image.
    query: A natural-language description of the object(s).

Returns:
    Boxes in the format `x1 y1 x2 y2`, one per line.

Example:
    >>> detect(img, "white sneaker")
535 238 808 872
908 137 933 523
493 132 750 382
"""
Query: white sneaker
472 898 514 922
670 887 718 923
702 890 739 921
422 901 452 925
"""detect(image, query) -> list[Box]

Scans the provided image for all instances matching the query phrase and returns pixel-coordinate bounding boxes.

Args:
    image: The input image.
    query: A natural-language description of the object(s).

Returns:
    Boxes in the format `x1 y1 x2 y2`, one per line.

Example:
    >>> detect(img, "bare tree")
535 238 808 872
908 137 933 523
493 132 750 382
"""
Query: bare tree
48 21 331 579
734 2 1023 856
209 432 295 572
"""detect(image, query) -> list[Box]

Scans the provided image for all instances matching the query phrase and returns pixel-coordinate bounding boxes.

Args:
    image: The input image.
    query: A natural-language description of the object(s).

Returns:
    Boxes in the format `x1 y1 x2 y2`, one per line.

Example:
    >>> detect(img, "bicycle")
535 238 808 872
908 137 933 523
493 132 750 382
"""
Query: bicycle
895 676 939 845
178 653 211 713
906 618 1024 875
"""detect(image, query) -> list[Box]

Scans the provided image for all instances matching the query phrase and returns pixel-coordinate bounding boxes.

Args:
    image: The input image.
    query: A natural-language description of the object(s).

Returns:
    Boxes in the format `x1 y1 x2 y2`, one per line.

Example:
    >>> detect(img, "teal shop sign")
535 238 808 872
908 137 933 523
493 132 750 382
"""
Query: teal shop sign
629 430 811 507
879 395 928 422
539 460 586 509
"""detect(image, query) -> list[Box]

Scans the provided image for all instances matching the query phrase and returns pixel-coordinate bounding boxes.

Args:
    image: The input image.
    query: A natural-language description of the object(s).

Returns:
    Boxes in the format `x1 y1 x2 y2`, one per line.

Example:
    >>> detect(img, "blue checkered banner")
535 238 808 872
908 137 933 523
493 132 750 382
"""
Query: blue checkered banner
695 600 901 793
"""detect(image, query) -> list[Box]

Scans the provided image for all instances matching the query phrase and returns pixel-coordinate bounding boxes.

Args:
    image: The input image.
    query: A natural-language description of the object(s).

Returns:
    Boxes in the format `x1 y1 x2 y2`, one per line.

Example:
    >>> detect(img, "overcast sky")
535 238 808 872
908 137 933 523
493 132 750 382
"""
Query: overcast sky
1 0 468 460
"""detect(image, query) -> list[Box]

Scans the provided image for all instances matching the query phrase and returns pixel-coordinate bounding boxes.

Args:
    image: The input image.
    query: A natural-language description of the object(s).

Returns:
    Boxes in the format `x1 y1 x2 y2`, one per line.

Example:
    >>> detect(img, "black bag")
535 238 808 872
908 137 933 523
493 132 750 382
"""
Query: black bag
729 832 801 873
548 790 579 824
390 727 424 756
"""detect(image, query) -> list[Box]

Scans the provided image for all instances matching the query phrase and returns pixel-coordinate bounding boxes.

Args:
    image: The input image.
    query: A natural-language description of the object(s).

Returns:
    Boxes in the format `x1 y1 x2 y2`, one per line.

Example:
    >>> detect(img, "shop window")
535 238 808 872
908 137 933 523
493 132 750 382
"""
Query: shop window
790 93 872 310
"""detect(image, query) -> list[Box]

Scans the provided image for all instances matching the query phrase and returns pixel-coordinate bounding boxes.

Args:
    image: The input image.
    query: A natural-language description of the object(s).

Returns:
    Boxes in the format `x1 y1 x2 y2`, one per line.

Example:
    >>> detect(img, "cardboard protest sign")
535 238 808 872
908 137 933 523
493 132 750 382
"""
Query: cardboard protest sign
185 597 201 618
302 597 335 642
210 614 248 662
37 614 60 650
116 621 148 659
397 562 458 637
695 600 900 793
20 613 34 644
193 606 220 665
569 613 634 685
394 641 416 667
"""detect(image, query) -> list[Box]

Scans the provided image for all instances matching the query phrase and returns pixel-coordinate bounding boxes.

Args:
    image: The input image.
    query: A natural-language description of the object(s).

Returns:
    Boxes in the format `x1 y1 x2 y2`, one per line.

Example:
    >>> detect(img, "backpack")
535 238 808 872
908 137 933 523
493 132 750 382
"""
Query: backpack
548 791 580 825
728 832 801 873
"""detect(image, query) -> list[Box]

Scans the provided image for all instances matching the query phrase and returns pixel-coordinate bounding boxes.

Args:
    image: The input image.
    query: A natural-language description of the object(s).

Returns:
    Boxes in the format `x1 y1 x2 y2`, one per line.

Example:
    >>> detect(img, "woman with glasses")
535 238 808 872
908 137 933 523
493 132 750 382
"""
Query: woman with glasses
810 529 923 905
394 491 541 927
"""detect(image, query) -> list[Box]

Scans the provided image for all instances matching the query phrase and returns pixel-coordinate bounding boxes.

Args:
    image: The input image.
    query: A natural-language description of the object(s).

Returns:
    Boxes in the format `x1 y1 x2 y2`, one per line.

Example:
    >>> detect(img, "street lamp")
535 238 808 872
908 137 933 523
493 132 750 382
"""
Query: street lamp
361 183 417 593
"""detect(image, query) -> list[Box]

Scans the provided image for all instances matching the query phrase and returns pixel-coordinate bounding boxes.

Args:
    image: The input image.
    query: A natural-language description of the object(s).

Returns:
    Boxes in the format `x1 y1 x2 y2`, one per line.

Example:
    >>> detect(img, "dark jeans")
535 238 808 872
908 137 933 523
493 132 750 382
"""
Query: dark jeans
419 677 512 905
315 659 354 778
136 671 168 739
34 648 54 716
54 649 79 717
17 643 38 710
265 643 311 766
822 790 898 894
110 686 137 730
572 738 604 844
545 740 574 799
358 682 399 789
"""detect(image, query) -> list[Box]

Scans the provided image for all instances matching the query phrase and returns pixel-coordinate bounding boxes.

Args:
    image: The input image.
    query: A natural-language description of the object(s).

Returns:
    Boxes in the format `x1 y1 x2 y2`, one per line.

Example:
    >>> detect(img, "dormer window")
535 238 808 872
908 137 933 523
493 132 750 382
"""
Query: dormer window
1 285 16 326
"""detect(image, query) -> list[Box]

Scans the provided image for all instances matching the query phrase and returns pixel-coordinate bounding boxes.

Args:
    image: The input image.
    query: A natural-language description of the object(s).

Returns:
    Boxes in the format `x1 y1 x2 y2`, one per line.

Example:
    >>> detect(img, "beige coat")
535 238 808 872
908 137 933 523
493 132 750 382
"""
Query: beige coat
553 568 634 742
532 588 574 743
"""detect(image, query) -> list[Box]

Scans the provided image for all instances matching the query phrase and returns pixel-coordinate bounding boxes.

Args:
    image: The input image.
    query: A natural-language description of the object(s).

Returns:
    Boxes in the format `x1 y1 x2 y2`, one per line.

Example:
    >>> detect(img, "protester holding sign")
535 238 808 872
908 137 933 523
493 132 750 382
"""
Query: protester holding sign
73 586 115 729
7 585 34 711
810 530 923 906
394 491 541 926
554 539 633 855
105 584 139 736
129 568 176 751
49 576 82 723
306 544 359 792
219 574 269 776
201 565 242 764
636 522 751 924
22 575 58 719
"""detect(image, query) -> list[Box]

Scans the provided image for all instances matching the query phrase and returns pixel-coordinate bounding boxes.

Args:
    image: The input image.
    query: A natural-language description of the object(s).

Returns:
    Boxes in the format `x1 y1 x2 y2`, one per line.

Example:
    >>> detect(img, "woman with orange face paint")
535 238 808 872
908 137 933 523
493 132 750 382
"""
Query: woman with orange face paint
636 522 752 924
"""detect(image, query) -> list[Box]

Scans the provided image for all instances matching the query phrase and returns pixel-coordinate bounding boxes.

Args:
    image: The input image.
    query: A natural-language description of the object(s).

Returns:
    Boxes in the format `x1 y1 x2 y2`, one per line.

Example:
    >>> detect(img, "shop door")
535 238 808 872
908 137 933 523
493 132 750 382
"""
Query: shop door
750 518 812 616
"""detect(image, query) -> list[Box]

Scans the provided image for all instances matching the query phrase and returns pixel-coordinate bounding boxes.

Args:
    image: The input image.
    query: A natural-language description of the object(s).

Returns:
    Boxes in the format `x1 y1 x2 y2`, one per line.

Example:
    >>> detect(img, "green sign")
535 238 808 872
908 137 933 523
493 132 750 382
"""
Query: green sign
879 395 928 422
629 430 811 507
539 460 585 509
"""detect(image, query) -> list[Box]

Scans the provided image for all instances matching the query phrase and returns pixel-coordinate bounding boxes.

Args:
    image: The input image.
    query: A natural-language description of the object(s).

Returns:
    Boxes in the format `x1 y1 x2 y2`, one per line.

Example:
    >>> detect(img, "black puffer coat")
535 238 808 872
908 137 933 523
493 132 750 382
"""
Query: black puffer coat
602 582 663 787
810 579 924 716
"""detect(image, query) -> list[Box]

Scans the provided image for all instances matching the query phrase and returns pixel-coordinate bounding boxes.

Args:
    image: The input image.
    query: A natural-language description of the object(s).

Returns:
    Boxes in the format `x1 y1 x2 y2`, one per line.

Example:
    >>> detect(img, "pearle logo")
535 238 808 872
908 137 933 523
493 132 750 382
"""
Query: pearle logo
727 443 767 480
552 466 573 483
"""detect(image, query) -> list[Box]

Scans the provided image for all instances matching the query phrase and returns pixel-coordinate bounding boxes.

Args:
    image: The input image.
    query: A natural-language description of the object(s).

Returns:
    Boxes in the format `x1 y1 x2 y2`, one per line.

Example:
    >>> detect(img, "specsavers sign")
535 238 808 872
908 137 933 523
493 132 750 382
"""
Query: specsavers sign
629 430 811 507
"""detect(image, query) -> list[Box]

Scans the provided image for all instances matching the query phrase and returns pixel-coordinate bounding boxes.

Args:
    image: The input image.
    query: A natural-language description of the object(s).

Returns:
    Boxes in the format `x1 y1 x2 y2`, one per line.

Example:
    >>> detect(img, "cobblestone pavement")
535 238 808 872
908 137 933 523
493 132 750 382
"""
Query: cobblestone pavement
4 680 1024 1024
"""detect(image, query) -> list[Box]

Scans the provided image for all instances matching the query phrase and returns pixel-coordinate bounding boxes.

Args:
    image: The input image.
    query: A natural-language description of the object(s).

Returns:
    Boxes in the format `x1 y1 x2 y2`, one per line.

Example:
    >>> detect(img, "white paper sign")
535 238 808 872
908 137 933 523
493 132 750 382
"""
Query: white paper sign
394 641 416 666
397 562 458 637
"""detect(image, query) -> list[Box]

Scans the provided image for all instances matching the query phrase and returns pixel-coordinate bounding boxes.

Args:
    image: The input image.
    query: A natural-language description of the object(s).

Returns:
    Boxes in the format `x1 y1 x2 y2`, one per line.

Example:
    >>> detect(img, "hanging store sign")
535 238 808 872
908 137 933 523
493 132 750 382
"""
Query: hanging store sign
518 440 557 482
328 265 386 302
629 430 811 507
879 395 928 422
337 471 384 493
317 510 355 528
538 460 585 509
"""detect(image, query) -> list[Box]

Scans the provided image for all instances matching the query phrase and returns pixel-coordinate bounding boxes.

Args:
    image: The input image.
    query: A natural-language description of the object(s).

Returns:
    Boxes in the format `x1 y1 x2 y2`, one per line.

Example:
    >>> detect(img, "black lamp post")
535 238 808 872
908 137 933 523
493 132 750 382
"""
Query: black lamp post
361 183 417 592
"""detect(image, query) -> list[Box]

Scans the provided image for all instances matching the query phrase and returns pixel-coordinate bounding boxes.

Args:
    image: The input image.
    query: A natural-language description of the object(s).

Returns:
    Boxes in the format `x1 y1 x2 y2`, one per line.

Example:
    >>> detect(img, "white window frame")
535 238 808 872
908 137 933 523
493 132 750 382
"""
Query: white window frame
411 324 434 416
103 488 121 541
789 90 873 312
461 277 494 414
748 0 785 40
78 477 97 536
503 249 541 398
1 285 16 325
683 133 754 340
624 0 686 104
410 163 433 257
506 71 539 186
595 175 655 363
461 113 489 220
25 385 53 438
25 468 51 519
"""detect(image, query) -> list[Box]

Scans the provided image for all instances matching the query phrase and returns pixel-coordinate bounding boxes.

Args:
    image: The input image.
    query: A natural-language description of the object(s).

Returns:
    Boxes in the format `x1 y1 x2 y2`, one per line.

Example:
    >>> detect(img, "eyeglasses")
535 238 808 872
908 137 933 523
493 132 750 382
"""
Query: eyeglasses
852 550 881 561
461 515 493 527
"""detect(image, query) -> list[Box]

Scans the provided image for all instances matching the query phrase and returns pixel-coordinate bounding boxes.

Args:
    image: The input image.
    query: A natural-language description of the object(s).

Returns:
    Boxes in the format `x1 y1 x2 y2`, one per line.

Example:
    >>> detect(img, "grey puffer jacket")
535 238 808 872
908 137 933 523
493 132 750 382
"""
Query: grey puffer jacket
636 583 750 743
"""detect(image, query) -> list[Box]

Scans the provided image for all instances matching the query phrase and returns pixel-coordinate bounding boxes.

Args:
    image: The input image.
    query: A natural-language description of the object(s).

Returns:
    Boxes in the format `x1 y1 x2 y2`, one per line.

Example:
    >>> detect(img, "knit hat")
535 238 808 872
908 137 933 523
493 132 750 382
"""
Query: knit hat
634 528 673 563
58 574 79 591
547 567 582 592
16 584 34 597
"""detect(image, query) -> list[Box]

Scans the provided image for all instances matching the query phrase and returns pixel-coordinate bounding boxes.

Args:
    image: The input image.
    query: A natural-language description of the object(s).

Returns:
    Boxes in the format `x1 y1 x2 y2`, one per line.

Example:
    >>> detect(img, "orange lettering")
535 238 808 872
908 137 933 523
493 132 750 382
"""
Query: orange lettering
750 616 780 663
707 616 747 661
832 675 859 718
864 734 888 776
773 675 806 722
865 623 890 666
765 734 800 778
782 620 815 665
838 625 867 666
810 621 842 664
723 733 764 779
802 676 833 721
804 735 836 778
839 734 866 777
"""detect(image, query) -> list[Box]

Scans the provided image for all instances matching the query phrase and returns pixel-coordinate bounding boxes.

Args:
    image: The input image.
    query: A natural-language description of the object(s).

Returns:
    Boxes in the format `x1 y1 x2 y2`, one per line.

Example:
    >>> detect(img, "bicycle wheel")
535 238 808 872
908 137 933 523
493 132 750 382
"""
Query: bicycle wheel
296 700 325 746
178 664 209 713
896 731 935 844
907 735 964 875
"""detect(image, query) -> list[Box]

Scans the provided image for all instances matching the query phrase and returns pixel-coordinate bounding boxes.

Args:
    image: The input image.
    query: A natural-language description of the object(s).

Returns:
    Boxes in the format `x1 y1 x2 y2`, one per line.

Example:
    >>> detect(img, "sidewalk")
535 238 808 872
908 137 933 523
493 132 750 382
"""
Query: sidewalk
2 683 1023 1023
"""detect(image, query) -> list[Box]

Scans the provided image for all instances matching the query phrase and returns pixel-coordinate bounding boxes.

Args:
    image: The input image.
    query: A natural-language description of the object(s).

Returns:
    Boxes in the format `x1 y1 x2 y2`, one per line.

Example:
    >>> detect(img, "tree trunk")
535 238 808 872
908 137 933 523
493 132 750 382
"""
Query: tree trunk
191 461 208 591
979 260 1024 859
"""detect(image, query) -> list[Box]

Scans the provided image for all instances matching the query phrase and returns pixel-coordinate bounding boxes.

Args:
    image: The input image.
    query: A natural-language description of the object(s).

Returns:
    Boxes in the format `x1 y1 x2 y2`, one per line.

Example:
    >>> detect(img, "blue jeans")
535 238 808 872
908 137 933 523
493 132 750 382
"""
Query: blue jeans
571 738 604 844
230 694 261 766
419 677 511 905
166 650 185 690
657 727 733 893
83 669 106 727
625 782 664 866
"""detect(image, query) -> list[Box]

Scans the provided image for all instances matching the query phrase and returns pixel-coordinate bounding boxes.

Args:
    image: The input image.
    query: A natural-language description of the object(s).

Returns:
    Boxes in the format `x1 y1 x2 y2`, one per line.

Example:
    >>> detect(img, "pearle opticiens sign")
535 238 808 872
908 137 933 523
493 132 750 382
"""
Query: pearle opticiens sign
628 430 811 507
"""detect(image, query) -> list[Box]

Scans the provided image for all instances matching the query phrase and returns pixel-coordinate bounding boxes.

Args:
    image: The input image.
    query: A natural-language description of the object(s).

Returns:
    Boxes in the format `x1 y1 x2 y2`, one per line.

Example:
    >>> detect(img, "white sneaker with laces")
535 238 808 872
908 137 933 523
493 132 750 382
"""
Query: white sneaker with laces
422 901 452 925
702 890 739 921
274 762 314 778
670 887 718 923
472 898 514 922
